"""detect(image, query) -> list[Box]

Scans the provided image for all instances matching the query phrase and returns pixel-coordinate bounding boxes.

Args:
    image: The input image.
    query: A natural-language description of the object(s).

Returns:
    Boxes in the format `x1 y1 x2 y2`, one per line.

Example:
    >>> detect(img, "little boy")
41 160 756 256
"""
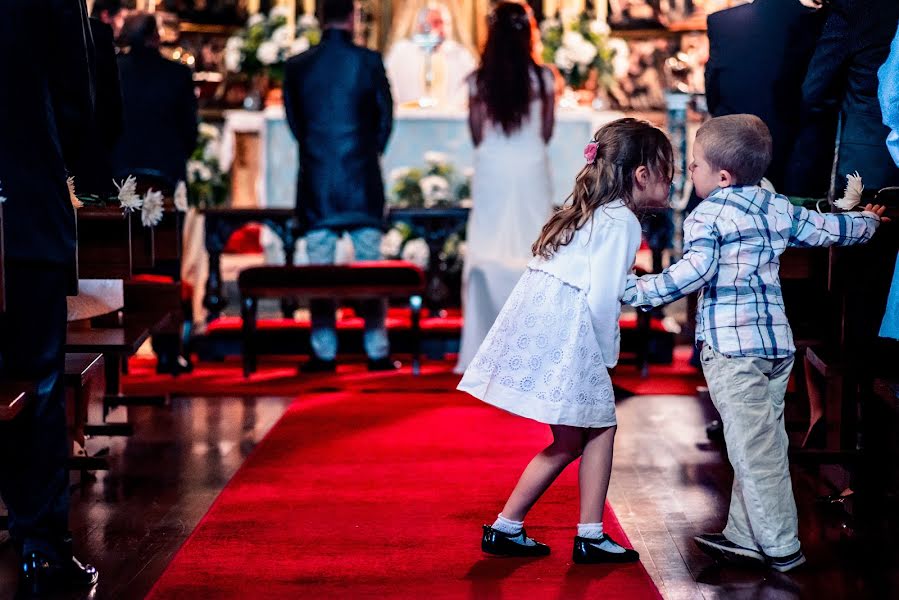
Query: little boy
622 114 888 572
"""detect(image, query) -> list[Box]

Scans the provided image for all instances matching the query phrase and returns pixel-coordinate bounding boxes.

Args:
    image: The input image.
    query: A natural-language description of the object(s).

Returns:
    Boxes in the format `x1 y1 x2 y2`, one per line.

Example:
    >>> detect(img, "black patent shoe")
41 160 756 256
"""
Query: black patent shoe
481 525 550 557
573 534 640 564
20 552 98 596
299 357 337 374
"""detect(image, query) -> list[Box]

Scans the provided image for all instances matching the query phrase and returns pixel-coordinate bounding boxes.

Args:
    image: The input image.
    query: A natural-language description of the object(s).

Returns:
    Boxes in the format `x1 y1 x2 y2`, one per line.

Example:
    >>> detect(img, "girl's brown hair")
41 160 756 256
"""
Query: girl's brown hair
532 118 674 259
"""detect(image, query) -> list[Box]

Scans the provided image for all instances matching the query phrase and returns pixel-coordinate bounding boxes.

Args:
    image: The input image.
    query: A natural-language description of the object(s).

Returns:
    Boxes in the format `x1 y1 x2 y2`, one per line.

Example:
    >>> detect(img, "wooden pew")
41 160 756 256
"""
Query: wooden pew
238 262 426 376
64 352 109 474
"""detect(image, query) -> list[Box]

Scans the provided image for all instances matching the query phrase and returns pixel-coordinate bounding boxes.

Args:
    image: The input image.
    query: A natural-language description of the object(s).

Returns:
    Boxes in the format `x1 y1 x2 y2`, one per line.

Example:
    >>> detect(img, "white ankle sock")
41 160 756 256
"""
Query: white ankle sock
578 522 625 553
577 522 604 539
492 514 537 546
492 514 523 535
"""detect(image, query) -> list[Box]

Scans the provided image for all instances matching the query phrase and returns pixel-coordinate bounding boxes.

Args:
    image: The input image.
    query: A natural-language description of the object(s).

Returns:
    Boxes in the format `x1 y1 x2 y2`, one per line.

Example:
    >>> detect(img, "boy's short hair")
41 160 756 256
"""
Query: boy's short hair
322 0 355 24
695 114 773 186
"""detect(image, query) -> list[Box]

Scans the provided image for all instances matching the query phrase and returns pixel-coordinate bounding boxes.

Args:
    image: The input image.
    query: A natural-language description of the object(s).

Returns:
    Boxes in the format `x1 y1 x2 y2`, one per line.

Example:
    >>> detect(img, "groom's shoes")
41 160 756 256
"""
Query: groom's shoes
20 551 98 596
573 534 640 564
481 525 550 557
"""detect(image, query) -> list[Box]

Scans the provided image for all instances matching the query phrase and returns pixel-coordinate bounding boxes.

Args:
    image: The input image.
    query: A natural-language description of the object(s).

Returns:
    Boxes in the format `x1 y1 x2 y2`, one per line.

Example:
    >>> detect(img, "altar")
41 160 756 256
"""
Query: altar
220 105 625 211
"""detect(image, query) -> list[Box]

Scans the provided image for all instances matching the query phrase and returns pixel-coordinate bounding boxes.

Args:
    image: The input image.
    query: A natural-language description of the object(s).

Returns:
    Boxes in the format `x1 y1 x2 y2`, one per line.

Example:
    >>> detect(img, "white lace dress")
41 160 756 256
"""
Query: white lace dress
457 200 643 428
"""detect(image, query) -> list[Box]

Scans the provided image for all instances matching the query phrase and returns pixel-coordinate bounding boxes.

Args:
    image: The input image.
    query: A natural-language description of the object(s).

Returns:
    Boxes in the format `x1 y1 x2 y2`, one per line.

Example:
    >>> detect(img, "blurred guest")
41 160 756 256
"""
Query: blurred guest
705 0 825 193
112 13 198 189
789 0 899 197
70 15 123 195
283 0 396 373
385 0 476 107
90 0 126 39
0 0 99 593
454 1 555 373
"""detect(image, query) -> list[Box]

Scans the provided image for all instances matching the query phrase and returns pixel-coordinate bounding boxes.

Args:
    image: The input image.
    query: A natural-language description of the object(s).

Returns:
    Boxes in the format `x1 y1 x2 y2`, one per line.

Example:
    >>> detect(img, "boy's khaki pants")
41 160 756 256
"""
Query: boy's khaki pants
700 343 801 558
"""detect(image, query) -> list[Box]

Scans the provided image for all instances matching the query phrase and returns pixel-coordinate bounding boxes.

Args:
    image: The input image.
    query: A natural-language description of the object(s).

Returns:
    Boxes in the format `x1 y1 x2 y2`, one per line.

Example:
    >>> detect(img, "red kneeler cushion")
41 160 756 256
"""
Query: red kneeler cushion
131 274 195 303
223 224 263 254
205 309 660 335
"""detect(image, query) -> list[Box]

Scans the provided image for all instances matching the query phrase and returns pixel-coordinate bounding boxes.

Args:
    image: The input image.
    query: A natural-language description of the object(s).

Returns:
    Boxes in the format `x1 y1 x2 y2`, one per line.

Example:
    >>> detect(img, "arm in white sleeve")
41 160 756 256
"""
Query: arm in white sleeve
587 217 643 368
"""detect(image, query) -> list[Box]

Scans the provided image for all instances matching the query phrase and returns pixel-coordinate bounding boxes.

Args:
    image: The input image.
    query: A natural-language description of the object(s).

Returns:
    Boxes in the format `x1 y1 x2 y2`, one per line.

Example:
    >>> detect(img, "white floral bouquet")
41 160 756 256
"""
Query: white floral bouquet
186 123 229 208
224 9 321 83
387 152 472 209
380 221 430 270
541 11 615 90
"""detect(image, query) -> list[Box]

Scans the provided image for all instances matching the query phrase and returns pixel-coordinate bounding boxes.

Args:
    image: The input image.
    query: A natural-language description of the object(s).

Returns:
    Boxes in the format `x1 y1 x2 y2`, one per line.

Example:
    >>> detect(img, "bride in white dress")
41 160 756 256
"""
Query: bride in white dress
454 2 556 373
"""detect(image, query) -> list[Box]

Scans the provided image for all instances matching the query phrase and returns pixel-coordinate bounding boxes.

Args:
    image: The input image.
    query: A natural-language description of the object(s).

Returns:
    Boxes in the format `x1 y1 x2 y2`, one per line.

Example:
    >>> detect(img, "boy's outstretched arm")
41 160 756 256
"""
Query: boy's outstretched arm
622 210 720 309
789 203 884 248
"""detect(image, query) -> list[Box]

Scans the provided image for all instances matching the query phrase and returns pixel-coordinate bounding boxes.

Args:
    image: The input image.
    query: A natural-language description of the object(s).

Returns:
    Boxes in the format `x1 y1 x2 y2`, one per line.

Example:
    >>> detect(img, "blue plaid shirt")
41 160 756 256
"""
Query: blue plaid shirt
621 186 882 358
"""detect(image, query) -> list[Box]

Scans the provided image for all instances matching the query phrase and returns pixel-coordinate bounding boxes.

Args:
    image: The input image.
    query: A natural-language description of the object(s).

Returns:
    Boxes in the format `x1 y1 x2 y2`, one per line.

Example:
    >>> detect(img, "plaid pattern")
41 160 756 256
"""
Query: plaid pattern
622 186 881 357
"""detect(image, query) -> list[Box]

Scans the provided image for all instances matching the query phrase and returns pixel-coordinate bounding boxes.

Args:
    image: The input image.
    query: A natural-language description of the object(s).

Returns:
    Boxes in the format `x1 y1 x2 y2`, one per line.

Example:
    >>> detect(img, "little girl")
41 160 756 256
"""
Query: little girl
458 118 674 563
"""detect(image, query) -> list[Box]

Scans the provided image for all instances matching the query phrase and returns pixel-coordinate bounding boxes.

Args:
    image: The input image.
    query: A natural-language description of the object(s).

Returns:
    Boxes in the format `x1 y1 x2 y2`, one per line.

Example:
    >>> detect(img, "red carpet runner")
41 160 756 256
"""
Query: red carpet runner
139 363 665 599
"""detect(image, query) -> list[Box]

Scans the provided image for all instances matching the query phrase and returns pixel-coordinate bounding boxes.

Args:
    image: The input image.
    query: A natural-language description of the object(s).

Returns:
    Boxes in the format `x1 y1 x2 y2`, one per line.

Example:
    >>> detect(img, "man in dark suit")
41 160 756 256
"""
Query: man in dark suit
795 0 899 196
705 0 825 193
112 13 198 189
70 16 124 196
284 0 395 373
0 0 99 594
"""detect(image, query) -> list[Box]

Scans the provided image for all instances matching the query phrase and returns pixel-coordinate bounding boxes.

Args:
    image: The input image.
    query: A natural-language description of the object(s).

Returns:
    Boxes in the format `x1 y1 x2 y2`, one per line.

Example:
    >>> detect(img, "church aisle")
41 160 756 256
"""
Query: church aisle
2 353 895 598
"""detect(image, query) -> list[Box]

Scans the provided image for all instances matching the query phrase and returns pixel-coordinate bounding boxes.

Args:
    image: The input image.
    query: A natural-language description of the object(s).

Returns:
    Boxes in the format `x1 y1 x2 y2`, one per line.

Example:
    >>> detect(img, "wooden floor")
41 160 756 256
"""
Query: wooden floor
1 360 897 599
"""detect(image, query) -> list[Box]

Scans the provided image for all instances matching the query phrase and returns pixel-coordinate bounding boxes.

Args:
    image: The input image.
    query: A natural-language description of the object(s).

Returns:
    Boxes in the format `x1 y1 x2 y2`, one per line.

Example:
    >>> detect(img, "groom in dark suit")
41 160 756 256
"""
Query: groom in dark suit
283 0 395 373
0 0 99 594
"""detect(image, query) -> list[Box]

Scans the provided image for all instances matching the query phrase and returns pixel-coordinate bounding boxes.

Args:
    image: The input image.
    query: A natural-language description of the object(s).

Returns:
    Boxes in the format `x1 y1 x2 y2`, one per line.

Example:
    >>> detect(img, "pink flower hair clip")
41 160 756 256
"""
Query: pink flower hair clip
584 142 599 164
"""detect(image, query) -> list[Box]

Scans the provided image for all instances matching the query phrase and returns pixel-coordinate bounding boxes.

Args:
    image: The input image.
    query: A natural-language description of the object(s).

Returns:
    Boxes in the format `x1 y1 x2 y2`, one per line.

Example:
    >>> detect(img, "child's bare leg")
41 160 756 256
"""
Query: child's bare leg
578 426 616 524
500 425 585 521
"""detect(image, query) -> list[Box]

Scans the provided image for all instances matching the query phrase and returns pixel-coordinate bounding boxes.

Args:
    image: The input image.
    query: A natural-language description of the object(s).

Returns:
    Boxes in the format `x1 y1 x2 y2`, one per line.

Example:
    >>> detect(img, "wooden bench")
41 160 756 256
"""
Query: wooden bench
64 353 111 473
238 261 426 377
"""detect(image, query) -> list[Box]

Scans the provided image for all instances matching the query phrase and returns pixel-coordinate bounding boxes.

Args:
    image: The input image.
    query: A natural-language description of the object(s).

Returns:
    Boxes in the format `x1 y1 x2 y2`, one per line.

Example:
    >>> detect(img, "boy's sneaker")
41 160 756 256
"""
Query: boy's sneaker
481 525 550 557
768 549 806 573
694 533 765 566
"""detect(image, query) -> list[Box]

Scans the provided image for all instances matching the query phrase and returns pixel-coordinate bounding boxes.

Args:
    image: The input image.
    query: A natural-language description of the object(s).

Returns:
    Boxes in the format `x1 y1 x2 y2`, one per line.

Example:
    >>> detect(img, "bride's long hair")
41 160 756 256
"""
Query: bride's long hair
475 2 540 136
532 118 674 259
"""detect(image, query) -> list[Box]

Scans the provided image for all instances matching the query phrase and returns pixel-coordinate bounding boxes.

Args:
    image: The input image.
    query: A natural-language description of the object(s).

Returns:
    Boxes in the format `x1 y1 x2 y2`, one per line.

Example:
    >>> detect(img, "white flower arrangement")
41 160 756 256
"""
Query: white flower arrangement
541 11 615 90
419 175 452 208
225 9 321 81
388 152 472 209
379 227 405 258
141 189 165 227
0 180 7 203
187 123 229 208
401 238 430 270
114 175 142 213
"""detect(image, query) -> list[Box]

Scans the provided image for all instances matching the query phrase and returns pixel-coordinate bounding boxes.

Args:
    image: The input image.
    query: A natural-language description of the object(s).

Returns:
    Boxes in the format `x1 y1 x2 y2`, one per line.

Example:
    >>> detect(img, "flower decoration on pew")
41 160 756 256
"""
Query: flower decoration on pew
66 177 83 209
115 175 143 213
0 180 6 203
388 152 472 209
141 189 165 227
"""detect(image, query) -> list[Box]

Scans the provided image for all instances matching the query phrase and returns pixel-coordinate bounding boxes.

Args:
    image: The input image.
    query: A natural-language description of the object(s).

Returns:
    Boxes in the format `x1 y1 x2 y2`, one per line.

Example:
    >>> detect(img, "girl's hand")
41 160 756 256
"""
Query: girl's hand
862 203 891 223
